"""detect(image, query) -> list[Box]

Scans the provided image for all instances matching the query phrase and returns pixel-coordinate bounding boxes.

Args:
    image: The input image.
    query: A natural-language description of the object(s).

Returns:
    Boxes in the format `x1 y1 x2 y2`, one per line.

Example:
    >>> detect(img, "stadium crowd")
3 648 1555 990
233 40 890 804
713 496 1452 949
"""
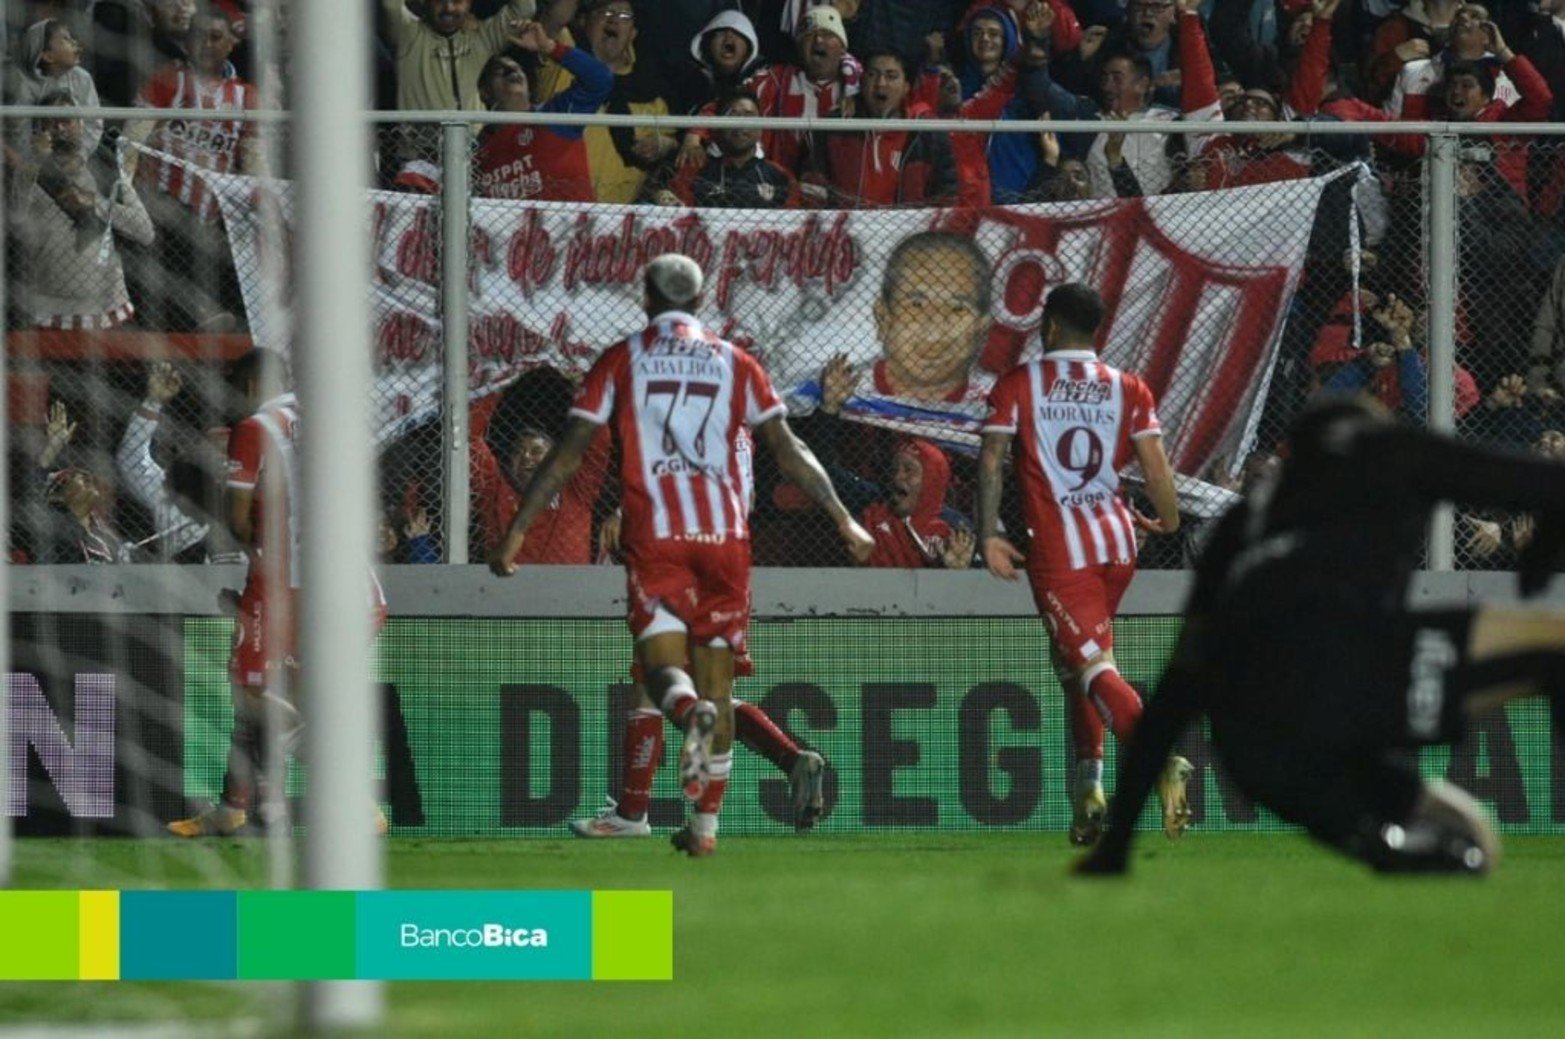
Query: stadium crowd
3 0 1564 568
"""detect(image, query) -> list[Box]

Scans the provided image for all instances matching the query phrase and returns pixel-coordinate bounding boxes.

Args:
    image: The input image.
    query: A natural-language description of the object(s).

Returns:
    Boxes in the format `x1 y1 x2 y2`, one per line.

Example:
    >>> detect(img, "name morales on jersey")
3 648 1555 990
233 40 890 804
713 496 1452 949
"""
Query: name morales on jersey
1047 380 1112 405
1036 403 1117 426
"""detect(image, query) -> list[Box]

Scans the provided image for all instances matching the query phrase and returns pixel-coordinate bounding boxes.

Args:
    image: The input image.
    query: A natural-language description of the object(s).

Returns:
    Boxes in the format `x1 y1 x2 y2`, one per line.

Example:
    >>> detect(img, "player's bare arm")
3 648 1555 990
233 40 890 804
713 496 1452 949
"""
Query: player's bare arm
755 415 874 562
1131 434 1181 534
227 485 256 552
977 431 1024 580
489 416 600 577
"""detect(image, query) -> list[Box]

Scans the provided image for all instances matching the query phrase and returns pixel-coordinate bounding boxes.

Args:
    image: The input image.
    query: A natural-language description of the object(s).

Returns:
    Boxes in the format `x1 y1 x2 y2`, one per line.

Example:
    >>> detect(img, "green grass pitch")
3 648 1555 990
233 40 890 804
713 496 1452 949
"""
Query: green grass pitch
4 833 1565 1038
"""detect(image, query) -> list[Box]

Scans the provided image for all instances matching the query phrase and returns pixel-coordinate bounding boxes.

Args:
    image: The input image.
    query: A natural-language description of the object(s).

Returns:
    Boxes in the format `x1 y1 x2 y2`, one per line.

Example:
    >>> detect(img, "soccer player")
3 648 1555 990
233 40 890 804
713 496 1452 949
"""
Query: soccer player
572 427 830 838
1080 396 1565 876
491 253 873 857
169 348 388 836
169 348 297 835
977 282 1192 846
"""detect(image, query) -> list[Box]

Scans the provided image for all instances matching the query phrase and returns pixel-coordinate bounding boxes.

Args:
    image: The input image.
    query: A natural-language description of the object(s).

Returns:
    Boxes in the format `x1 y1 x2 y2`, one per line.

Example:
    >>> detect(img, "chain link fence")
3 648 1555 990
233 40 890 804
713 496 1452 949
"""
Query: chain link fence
5 109 1564 571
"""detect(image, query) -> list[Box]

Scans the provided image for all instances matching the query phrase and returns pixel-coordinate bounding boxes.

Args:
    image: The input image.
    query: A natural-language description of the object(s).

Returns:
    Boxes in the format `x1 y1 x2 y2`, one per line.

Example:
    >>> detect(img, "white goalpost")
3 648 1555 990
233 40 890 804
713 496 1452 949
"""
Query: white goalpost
1 114 11 892
292 0 383 1031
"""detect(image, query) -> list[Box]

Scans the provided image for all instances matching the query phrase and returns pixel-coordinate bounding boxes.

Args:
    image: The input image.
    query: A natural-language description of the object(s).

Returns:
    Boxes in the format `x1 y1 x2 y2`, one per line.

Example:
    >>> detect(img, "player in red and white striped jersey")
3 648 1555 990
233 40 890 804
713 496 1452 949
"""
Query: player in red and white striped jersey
491 254 872 857
977 283 1191 847
171 349 388 837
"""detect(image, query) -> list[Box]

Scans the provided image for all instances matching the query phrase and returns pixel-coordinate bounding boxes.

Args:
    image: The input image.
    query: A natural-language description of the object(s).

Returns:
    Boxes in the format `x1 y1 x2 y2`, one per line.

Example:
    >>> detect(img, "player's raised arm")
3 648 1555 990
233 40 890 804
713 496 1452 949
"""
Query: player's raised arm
489 415 600 576
754 414 874 563
977 430 1024 579
1131 433 1181 535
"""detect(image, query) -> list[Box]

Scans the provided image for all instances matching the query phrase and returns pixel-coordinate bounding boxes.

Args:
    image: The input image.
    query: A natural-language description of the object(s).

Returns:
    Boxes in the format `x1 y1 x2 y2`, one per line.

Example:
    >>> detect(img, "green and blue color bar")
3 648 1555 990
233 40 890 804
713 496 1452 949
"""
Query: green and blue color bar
0 890 672 981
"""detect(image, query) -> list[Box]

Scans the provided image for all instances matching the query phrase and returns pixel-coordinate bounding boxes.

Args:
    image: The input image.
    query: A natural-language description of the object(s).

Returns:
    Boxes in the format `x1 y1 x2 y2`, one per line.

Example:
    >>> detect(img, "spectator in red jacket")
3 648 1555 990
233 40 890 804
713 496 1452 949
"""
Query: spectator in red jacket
854 438 975 568
800 50 958 207
1389 3 1519 118
477 423 613 565
1381 23 1553 206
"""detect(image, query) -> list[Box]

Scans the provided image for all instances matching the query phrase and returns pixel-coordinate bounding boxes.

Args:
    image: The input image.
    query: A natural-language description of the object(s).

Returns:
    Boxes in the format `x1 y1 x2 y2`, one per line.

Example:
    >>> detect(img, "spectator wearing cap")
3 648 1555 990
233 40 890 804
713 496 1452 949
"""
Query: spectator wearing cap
379 0 536 112
662 88 802 207
8 94 153 331
393 159 444 194
532 0 681 205
6 19 104 156
799 50 959 207
473 19 613 201
1027 0 1221 200
714 5 861 175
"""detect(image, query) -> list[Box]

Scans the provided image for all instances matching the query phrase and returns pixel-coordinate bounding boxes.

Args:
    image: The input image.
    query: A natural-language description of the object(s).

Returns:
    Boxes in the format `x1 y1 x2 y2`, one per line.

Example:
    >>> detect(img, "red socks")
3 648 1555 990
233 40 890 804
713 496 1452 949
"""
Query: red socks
616 708 663 820
733 698 800 772
1083 663 1144 744
1067 679 1106 761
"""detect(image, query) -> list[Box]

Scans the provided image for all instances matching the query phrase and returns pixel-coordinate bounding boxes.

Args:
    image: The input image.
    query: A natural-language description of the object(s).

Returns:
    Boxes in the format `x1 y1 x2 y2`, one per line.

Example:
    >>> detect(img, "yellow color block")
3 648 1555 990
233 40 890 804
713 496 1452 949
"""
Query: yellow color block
78 891 120 980
592 890 673 981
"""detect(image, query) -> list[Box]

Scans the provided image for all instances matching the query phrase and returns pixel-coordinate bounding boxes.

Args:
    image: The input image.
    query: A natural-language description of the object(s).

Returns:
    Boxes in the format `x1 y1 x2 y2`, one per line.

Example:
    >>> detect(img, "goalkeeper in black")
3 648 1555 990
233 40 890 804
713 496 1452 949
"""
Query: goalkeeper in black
1081 397 1565 875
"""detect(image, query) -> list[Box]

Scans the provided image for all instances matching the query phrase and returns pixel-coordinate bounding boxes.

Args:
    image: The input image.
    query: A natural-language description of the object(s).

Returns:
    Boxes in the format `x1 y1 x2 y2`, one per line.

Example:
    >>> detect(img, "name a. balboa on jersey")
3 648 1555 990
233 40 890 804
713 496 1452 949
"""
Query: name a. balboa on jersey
637 355 725 378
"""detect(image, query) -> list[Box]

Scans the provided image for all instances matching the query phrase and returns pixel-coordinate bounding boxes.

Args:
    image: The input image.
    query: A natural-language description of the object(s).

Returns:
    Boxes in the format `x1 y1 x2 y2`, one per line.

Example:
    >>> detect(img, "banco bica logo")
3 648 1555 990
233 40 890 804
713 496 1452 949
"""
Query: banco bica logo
399 922 549 949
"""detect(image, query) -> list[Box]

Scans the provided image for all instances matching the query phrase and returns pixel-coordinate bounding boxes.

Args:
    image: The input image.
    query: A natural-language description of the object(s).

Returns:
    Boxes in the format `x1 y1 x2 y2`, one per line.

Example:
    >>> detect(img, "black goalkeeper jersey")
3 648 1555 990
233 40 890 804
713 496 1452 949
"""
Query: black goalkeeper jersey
1088 401 1565 869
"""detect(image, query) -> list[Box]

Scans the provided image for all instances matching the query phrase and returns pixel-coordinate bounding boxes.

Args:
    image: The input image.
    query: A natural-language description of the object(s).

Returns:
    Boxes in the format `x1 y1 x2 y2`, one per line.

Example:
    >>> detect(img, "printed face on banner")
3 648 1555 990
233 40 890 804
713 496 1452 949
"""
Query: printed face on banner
204 169 1343 480
870 236 991 402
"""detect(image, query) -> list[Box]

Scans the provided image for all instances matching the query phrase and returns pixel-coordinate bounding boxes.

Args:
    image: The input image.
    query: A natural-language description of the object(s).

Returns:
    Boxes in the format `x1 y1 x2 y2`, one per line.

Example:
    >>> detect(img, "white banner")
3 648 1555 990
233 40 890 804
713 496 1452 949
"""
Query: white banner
208 167 1352 480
